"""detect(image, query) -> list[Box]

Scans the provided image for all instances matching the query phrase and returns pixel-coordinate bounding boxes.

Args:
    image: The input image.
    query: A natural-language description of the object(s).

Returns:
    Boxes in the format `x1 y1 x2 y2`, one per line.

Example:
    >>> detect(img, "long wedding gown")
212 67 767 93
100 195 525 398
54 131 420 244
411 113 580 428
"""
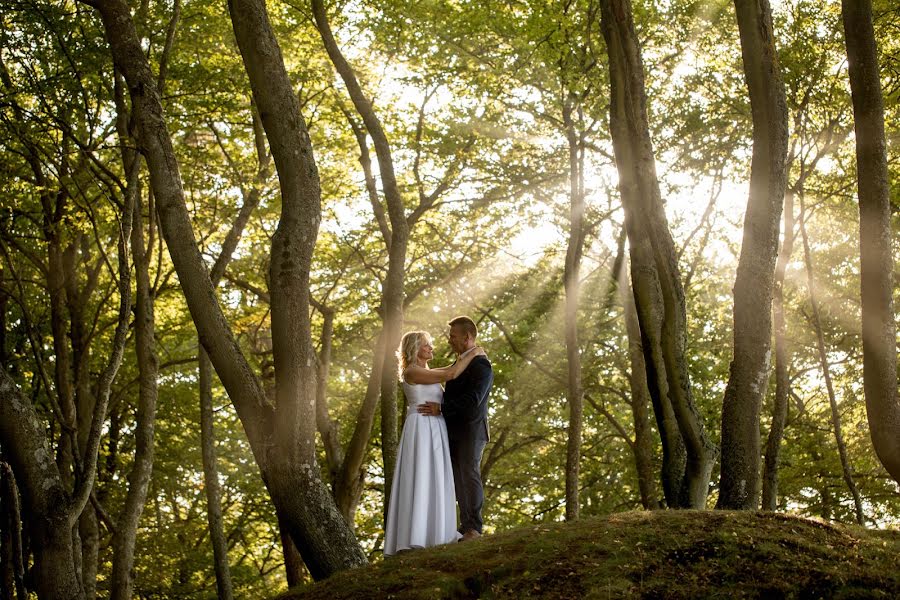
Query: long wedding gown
383 382 459 555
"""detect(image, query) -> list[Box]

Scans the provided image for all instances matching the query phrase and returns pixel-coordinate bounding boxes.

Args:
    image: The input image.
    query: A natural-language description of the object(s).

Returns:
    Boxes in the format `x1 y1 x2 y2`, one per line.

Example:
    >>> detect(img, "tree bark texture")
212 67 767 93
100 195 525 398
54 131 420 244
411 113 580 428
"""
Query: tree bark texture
562 97 585 521
599 0 716 508
717 0 789 511
841 0 900 485
90 0 366 579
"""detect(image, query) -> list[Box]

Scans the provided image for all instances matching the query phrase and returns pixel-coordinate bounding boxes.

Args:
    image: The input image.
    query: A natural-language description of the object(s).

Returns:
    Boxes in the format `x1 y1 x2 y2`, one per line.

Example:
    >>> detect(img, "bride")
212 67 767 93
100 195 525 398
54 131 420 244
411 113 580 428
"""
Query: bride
383 330 485 556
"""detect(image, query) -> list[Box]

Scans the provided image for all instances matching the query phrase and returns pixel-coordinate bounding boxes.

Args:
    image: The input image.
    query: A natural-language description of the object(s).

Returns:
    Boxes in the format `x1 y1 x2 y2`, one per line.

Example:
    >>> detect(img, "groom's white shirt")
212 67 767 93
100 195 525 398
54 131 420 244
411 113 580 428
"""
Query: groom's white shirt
457 347 478 360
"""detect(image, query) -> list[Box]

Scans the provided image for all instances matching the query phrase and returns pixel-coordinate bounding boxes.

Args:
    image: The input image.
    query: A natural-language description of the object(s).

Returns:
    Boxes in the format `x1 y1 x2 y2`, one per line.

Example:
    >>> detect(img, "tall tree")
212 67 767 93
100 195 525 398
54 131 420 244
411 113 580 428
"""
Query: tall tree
761 188 795 511
87 0 366 579
841 0 900 485
599 0 717 508
717 0 789 510
0 176 132 598
308 0 406 508
797 196 865 525
562 95 586 520
311 0 476 519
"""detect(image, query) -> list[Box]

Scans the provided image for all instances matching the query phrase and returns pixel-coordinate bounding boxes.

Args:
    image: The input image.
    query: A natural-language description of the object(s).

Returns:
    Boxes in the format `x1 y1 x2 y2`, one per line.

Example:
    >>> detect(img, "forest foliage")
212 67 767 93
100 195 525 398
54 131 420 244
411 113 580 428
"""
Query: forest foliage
0 0 898 596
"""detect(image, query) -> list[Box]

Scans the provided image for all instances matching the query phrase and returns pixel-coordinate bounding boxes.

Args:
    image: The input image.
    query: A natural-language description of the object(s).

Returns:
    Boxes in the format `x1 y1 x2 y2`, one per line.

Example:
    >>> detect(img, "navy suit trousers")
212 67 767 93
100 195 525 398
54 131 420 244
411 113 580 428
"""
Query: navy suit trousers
449 434 487 534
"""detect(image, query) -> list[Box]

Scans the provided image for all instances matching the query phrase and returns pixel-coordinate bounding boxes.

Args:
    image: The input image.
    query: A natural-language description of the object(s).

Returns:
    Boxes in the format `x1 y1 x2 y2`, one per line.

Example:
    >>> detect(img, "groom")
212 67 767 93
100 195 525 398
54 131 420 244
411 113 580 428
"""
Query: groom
418 315 493 541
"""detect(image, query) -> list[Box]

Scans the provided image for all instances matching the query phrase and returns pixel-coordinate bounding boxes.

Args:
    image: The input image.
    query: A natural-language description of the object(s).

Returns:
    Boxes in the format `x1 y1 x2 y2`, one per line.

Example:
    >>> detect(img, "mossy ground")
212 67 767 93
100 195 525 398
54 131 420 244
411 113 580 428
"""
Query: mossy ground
278 510 900 599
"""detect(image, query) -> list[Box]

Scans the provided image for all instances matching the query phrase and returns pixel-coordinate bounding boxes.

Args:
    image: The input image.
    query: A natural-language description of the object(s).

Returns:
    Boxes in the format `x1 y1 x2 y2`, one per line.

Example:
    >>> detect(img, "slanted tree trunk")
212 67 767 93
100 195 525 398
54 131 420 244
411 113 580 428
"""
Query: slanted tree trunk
762 190 795 511
311 300 343 483
717 0 789 511
89 0 366 579
562 96 586 521
841 0 900 485
599 0 716 508
798 199 865 525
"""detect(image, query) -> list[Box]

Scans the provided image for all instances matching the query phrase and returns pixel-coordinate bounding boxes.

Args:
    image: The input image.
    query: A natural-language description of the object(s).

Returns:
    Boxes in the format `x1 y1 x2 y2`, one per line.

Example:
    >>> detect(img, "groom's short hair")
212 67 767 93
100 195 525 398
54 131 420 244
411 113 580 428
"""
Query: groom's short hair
448 316 477 339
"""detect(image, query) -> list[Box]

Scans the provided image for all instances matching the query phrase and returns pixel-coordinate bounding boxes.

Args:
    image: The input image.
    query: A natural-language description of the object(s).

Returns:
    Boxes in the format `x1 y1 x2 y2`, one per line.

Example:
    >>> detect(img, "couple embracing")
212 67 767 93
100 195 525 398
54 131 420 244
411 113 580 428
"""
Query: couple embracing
383 316 494 556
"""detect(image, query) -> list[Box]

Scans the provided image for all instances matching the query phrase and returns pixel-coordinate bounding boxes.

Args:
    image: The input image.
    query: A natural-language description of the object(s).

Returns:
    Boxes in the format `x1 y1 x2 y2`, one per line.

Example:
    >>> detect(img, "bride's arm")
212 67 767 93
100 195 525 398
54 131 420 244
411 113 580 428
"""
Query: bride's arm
406 347 486 384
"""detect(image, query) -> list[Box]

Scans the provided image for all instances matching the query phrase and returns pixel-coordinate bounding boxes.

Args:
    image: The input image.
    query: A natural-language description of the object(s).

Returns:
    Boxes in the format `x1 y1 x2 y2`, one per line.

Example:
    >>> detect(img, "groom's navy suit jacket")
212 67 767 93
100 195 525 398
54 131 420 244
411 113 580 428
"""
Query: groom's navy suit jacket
442 355 493 442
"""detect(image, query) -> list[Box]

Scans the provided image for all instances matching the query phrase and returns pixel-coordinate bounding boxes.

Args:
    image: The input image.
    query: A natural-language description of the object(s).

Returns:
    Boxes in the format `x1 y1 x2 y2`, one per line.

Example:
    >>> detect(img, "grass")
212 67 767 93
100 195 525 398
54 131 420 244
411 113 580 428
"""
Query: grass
277 511 900 599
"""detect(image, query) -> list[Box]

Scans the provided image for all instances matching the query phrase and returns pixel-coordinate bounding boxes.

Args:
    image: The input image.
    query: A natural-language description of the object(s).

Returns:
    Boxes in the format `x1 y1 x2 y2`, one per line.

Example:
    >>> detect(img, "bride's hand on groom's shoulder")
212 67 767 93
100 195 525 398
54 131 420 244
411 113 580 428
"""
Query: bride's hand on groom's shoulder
473 346 487 358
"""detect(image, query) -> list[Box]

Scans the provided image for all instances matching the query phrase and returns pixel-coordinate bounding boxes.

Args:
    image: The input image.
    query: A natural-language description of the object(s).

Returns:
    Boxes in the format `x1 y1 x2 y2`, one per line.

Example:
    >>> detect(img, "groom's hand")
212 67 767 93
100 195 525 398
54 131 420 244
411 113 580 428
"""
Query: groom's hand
416 402 441 416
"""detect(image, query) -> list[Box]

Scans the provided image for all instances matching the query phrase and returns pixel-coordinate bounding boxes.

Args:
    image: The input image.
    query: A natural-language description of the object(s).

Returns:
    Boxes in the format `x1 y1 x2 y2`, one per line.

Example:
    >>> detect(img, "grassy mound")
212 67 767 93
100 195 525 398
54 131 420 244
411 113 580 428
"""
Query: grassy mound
279 511 900 599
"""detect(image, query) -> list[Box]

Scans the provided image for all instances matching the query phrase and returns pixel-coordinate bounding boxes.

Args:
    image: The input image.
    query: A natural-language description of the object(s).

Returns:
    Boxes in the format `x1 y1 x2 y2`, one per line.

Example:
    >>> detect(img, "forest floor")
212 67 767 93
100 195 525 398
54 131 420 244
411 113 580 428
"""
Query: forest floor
277 510 900 599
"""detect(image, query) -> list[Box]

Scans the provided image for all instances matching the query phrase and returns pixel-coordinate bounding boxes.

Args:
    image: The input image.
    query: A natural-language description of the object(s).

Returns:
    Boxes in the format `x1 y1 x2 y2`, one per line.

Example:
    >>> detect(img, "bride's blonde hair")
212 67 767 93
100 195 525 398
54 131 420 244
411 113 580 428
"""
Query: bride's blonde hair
397 331 431 380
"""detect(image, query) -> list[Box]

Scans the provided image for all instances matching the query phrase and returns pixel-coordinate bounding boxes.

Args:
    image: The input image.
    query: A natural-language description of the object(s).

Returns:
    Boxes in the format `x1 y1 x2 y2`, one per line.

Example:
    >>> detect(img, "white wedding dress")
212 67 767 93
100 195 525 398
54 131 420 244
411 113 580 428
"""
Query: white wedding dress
383 381 459 555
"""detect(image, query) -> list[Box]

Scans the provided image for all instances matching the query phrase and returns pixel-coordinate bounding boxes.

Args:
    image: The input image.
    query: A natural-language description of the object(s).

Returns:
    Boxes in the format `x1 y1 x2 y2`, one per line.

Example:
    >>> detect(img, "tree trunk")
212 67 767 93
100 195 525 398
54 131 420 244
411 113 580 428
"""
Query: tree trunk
562 97 585 521
110 190 160 600
599 0 716 508
197 101 269 600
333 333 386 520
89 0 366 580
312 304 343 484
198 350 233 600
311 0 410 518
761 190 795 511
0 369 83 600
0 462 26 600
278 510 306 587
717 0 789 511
617 261 661 510
841 0 900 485
798 200 865 525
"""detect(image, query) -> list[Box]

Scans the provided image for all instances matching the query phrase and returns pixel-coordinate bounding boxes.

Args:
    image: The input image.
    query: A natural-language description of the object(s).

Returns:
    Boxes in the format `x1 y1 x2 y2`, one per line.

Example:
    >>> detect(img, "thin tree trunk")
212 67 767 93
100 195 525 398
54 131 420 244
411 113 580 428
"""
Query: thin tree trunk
798 200 865 525
110 188 159 600
717 0 789 510
310 0 410 517
617 261 661 510
198 350 233 600
88 0 366 579
198 100 269 600
599 0 716 508
278 510 306 587
63 238 101 600
311 303 343 483
762 190 795 510
333 333 386 520
841 0 900 485
562 97 585 521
